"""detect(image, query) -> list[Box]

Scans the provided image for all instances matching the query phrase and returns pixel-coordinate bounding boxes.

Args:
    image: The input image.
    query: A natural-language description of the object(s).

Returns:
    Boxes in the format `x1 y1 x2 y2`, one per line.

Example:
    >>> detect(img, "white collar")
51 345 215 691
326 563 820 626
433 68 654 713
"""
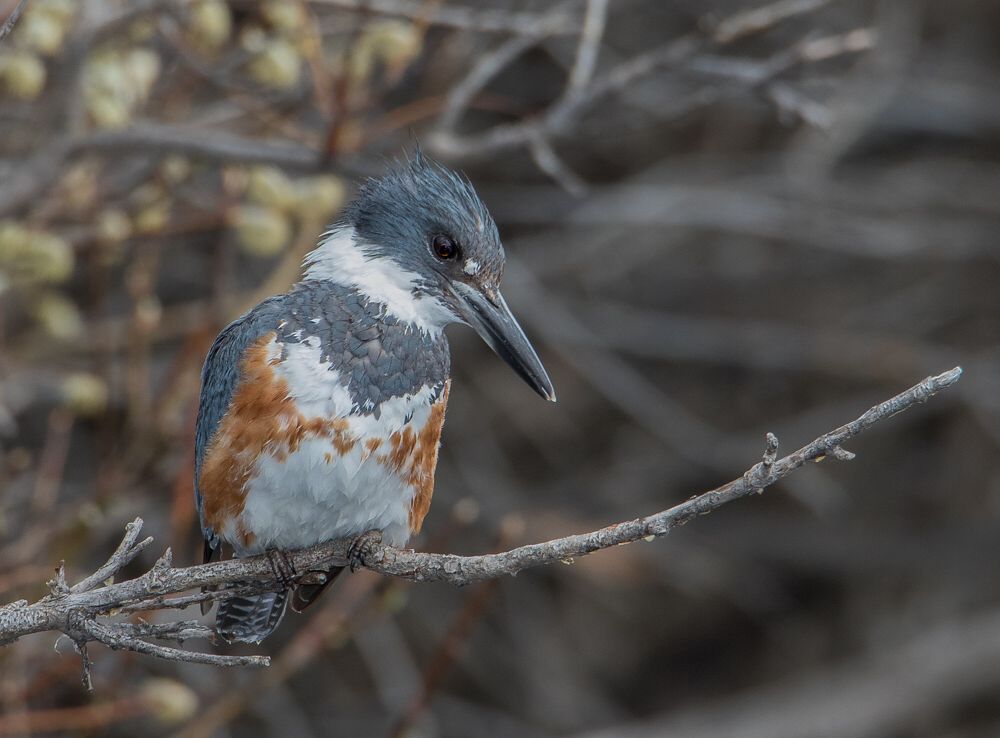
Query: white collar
303 226 454 336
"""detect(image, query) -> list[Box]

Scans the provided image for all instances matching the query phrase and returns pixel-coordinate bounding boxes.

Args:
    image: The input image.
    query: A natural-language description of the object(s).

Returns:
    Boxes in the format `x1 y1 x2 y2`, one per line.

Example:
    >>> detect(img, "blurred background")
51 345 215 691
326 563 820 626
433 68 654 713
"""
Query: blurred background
0 0 998 736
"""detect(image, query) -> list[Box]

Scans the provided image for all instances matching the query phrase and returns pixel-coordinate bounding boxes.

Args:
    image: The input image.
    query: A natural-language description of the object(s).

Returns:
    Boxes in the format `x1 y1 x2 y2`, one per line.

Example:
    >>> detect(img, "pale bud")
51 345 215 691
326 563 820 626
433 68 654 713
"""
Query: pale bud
1 52 46 100
188 0 232 50
293 175 346 221
262 0 306 35
141 679 199 724
19 12 66 56
62 373 109 417
33 292 83 340
250 37 302 90
247 166 296 211
232 205 291 257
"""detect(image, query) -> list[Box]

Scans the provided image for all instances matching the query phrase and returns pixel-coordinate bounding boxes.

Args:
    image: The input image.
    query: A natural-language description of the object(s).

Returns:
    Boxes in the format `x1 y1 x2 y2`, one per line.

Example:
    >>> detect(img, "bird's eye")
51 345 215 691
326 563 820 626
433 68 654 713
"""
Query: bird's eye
431 235 459 261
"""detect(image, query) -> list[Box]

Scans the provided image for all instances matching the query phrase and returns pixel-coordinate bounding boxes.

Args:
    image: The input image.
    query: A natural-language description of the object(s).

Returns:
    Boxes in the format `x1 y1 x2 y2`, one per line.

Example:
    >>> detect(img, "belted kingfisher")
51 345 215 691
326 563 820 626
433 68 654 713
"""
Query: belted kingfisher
195 153 555 643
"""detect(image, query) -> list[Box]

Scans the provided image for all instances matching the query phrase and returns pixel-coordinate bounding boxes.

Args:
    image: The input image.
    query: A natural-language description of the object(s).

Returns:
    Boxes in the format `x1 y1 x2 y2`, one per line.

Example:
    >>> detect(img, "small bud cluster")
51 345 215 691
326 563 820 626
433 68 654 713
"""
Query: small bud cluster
228 166 346 257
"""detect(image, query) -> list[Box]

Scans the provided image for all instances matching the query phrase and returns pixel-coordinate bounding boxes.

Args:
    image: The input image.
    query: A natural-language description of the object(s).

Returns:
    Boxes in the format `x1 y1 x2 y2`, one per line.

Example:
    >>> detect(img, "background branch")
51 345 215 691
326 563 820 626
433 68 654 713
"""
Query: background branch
0 0 28 44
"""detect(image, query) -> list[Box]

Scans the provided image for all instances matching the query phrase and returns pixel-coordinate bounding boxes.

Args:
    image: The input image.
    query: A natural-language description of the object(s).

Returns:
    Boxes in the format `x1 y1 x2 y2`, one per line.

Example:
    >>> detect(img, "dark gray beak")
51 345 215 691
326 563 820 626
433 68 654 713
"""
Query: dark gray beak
452 282 556 402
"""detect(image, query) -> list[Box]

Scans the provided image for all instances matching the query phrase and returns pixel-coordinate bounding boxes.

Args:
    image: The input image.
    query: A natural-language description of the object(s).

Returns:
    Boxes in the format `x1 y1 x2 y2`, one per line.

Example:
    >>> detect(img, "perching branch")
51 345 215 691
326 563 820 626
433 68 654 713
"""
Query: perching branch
0 367 962 677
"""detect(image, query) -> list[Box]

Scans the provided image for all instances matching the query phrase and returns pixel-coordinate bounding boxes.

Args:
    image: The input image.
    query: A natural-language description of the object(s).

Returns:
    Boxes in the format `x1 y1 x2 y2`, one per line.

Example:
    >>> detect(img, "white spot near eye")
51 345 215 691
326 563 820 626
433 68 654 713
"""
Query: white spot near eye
464 259 480 276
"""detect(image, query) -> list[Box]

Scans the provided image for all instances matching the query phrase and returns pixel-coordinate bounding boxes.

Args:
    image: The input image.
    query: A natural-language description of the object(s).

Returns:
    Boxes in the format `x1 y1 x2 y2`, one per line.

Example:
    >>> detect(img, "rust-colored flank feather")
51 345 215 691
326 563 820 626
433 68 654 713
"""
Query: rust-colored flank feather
406 381 450 533
199 332 355 537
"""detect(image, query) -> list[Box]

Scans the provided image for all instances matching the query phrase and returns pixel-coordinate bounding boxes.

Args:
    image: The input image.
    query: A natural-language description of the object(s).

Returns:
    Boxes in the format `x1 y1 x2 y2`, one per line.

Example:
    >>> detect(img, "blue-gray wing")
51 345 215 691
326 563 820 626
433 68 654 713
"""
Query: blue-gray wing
194 297 286 552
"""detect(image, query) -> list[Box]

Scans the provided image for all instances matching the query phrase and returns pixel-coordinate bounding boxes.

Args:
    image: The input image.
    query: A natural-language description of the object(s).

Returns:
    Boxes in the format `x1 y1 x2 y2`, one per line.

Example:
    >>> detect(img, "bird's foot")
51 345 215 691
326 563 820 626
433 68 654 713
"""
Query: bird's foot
265 549 297 588
296 570 329 587
348 530 383 572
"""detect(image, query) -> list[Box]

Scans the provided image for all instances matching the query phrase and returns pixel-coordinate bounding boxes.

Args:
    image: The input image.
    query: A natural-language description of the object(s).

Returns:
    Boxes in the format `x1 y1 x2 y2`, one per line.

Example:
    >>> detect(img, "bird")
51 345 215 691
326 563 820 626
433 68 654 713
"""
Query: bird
194 153 555 644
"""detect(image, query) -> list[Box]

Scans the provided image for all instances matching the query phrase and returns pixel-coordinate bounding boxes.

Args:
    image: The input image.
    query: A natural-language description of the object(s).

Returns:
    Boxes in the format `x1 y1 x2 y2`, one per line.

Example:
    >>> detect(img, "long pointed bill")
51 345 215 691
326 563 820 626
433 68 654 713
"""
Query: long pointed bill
452 282 556 402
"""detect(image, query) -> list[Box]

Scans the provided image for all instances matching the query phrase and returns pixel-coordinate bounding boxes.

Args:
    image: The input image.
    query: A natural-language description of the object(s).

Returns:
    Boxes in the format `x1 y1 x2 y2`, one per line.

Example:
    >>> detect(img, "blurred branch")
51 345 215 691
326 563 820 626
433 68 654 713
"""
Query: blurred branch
0 368 962 676
528 131 588 196
710 0 836 44
690 28 876 85
171 574 385 738
0 698 148 735
430 33 702 158
0 123 330 218
79 122 326 168
311 0 580 35
566 0 608 95
388 579 501 738
0 0 28 44
578 605 1000 738
431 0 864 160
437 1 578 130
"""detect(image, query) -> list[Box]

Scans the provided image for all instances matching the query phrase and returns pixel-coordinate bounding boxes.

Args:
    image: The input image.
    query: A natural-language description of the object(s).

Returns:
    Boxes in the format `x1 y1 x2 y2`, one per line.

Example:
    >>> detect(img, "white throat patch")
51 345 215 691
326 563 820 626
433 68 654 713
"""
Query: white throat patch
303 226 454 335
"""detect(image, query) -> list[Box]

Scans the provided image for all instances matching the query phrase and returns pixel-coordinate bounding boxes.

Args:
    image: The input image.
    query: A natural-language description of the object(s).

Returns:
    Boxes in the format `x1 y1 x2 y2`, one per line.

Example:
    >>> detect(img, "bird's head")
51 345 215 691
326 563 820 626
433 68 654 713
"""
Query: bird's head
304 153 555 402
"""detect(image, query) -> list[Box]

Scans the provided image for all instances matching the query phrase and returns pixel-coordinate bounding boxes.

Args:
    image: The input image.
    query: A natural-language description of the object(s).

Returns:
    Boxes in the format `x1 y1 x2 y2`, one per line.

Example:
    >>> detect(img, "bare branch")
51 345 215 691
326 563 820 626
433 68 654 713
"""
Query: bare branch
0 368 961 675
113 620 215 643
80 620 269 668
710 0 837 44
0 0 29 44
437 2 577 131
70 518 153 594
566 0 609 95
369 368 962 582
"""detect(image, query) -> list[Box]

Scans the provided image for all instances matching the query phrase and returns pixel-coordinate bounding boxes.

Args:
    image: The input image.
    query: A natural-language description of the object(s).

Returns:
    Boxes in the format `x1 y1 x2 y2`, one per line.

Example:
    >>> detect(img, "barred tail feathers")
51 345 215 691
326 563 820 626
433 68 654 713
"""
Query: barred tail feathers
216 589 288 644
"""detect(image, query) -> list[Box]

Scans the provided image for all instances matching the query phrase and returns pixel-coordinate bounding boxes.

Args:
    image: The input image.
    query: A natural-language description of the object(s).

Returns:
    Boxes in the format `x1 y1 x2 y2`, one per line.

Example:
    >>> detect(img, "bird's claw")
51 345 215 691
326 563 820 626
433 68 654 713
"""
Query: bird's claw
266 549 297 588
348 530 382 572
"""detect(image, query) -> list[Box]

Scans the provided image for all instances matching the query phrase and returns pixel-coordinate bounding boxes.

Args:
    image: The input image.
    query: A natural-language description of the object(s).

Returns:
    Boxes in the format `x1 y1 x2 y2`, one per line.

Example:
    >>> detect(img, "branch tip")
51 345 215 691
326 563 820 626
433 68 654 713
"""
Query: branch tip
763 432 779 466
830 445 856 461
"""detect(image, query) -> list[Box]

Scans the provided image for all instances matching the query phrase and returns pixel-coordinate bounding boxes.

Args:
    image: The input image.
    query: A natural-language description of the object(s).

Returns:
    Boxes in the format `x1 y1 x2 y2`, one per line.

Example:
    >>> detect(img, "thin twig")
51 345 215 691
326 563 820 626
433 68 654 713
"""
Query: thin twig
81 620 269 668
437 3 575 131
71 518 153 594
710 0 836 44
0 0 29 44
528 132 587 196
114 620 215 643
